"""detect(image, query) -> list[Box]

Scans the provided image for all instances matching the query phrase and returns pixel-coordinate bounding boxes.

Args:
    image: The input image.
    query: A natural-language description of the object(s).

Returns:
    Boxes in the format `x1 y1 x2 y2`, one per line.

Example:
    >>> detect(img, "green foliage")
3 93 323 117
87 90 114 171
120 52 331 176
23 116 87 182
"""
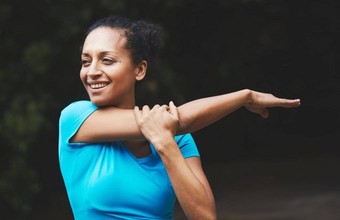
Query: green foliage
0 156 40 214
22 41 51 76
0 95 47 214
1 96 45 152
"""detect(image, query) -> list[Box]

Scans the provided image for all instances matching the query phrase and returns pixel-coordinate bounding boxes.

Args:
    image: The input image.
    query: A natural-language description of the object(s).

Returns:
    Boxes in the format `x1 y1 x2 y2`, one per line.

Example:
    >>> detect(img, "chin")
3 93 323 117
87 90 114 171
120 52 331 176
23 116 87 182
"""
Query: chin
90 97 110 107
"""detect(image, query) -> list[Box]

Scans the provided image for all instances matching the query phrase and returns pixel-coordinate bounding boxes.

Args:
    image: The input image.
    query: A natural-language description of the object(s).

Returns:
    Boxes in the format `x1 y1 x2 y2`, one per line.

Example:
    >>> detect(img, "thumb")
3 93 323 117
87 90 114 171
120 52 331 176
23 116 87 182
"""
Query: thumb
260 108 269 118
169 101 179 118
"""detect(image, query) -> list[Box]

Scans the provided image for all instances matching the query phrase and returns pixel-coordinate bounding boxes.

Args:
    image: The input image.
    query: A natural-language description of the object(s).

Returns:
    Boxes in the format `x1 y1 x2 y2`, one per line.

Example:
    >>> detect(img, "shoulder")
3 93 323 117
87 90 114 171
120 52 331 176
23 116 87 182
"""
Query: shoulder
60 100 98 120
175 133 196 146
59 101 99 148
59 100 99 131
61 100 97 114
175 133 200 158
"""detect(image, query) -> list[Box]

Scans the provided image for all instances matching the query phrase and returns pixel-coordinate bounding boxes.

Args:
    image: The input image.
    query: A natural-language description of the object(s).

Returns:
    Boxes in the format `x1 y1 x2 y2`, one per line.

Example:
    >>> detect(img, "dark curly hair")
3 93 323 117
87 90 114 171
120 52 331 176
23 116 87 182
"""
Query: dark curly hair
86 15 164 64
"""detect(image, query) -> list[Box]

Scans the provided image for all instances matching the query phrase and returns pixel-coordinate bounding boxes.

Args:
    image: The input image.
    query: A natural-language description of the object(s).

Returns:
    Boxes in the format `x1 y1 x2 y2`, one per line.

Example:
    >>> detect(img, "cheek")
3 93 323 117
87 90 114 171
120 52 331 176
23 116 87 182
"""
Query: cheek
111 68 136 85
80 69 89 86
80 69 85 80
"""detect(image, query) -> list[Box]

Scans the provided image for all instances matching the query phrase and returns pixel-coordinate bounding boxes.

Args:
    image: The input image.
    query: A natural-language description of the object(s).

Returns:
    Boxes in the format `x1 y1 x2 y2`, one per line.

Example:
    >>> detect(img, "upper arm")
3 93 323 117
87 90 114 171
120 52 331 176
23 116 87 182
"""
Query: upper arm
71 106 144 143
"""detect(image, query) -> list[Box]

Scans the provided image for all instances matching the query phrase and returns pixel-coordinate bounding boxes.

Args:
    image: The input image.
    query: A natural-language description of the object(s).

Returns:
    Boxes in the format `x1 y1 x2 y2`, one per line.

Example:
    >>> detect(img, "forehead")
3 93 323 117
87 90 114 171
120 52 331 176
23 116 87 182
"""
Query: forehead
82 27 127 54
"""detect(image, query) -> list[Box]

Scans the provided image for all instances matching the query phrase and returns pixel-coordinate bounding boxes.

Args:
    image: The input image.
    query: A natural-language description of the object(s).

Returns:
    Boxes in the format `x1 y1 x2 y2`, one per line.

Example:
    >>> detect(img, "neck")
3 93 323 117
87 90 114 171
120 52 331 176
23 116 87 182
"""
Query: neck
117 102 135 109
115 96 136 109
104 91 136 109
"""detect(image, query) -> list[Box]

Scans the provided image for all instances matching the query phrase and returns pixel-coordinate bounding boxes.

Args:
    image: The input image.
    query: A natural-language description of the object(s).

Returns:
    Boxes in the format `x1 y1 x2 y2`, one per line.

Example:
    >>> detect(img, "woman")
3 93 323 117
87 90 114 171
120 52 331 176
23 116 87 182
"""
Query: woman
58 15 300 220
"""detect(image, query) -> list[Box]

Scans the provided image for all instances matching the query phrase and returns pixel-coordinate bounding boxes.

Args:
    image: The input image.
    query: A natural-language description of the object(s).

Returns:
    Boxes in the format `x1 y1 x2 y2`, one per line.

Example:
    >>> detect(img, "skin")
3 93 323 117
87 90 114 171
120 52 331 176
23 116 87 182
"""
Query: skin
80 27 146 108
134 103 216 219
74 26 300 219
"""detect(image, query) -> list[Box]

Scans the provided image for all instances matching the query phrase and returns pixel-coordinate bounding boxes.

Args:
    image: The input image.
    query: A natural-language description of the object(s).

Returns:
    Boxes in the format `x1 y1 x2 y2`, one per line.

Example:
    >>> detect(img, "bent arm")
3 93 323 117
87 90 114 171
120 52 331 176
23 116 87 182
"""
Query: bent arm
134 104 216 219
71 89 300 143
158 141 216 219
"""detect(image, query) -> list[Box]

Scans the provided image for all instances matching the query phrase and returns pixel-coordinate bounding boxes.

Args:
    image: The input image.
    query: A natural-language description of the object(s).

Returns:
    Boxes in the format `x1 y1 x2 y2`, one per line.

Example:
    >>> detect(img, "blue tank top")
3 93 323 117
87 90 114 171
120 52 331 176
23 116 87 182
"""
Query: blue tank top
58 101 200 219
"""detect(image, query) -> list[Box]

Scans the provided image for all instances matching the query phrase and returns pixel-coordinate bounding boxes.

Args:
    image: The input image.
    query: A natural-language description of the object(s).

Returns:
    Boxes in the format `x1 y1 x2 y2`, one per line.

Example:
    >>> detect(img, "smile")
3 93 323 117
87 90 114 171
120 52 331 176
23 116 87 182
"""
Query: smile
89 83 109 89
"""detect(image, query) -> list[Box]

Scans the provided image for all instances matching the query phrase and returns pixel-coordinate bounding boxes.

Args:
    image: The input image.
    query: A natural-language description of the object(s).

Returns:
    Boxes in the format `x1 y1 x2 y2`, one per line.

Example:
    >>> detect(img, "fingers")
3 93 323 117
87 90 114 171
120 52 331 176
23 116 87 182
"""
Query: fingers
284 98 301 107
161 104 168 111
267 92 300 107
272 98 300 108
264 93 301 108
135 102 179 118
142 105 150 114
260 108 269 118
151 104 160 111
134 105 151 123
134 106 142 123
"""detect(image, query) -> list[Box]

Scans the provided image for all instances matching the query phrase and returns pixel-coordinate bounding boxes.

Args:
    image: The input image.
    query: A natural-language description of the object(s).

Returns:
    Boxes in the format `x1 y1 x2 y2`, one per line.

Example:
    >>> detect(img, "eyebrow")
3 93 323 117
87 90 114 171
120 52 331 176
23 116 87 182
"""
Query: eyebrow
81 51 118 56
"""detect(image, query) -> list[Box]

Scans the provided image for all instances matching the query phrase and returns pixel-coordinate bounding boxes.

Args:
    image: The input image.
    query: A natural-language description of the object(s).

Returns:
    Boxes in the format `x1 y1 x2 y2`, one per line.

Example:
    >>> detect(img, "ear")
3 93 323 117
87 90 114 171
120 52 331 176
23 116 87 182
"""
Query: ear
135 60 147 81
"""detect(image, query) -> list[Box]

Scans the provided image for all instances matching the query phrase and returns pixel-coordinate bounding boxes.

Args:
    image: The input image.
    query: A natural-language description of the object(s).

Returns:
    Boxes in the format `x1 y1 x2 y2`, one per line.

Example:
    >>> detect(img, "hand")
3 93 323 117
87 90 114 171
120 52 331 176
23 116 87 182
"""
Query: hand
245 90 301 118
134 101 179 144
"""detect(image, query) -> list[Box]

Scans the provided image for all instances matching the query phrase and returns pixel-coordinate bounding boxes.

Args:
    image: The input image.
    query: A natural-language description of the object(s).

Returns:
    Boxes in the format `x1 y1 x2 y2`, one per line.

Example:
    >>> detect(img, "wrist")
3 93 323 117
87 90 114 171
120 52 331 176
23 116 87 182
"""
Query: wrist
241 89 253 105
151 135 177 154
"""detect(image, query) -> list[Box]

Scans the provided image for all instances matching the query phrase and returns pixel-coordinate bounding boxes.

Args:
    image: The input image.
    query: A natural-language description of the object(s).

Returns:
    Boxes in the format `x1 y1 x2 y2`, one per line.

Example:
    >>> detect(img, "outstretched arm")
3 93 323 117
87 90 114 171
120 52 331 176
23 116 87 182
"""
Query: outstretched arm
177 89 300 134
71 89 300 143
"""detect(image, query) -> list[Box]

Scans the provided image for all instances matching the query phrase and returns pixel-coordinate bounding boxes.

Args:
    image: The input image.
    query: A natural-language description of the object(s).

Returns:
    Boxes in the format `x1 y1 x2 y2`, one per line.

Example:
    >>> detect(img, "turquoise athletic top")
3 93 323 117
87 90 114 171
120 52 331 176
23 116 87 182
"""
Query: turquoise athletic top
58 101 200 219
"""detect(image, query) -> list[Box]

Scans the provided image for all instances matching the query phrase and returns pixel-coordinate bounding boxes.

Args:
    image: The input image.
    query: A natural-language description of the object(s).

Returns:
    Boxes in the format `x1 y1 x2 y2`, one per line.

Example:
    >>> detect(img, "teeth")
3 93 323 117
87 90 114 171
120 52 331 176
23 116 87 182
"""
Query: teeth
90 83 108 89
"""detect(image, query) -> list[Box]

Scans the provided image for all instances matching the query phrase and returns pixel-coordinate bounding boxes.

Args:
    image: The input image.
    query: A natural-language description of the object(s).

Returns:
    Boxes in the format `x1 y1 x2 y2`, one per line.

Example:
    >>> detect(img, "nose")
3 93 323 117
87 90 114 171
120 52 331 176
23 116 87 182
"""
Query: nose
87 62 103 78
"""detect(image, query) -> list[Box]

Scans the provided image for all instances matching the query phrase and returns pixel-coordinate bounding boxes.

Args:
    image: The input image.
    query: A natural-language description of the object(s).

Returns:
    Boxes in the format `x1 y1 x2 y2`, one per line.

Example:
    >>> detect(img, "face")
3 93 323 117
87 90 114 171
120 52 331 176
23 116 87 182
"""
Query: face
80 27 145 108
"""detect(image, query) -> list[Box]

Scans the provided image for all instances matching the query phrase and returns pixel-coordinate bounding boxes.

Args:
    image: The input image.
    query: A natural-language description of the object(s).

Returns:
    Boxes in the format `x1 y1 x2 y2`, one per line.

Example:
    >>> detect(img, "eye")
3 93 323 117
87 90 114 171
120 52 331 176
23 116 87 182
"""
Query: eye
81 59 91 67
102 58 115 64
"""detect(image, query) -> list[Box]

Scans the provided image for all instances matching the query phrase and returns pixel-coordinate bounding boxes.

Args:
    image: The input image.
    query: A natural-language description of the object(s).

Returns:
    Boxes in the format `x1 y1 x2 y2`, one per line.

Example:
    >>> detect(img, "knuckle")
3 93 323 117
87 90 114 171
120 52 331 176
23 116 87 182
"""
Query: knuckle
152 105 160 111
139 118 145 125
161 105 169 111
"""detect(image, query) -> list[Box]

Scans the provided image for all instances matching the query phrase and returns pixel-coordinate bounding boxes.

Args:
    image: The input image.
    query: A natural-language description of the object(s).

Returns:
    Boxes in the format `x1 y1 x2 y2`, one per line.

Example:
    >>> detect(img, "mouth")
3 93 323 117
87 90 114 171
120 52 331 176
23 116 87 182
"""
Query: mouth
89 83 109 89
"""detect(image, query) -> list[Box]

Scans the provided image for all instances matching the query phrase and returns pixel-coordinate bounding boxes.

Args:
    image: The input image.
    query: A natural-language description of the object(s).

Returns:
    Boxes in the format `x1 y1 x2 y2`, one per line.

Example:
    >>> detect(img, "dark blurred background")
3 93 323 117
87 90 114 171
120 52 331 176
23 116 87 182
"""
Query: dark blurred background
0 0 339 219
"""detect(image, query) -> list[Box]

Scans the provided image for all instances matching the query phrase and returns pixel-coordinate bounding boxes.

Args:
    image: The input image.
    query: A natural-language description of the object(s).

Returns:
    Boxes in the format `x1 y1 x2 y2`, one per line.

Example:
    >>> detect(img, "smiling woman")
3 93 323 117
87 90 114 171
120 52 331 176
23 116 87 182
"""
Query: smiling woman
80 27 144 108
58 15 300 220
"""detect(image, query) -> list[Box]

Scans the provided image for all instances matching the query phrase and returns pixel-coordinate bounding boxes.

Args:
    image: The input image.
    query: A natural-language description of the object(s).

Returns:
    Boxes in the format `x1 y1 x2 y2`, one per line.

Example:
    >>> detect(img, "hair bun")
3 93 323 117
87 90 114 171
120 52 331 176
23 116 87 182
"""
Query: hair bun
86 15 164 64
134 20 164 61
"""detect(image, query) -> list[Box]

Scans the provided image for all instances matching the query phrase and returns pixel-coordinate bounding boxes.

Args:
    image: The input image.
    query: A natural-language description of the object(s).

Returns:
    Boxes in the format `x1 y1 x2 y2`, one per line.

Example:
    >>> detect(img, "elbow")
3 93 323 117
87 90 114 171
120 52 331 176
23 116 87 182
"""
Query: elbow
201 210 217 220
190 210 216 220
205 204 217 220
188 203 216 220
202 196 216 220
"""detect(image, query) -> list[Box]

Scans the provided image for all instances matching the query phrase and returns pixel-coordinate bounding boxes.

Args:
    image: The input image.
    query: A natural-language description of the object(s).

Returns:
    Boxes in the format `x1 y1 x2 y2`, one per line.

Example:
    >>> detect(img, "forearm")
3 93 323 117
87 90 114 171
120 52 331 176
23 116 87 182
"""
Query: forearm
155 139 216 220
177 89 251 134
